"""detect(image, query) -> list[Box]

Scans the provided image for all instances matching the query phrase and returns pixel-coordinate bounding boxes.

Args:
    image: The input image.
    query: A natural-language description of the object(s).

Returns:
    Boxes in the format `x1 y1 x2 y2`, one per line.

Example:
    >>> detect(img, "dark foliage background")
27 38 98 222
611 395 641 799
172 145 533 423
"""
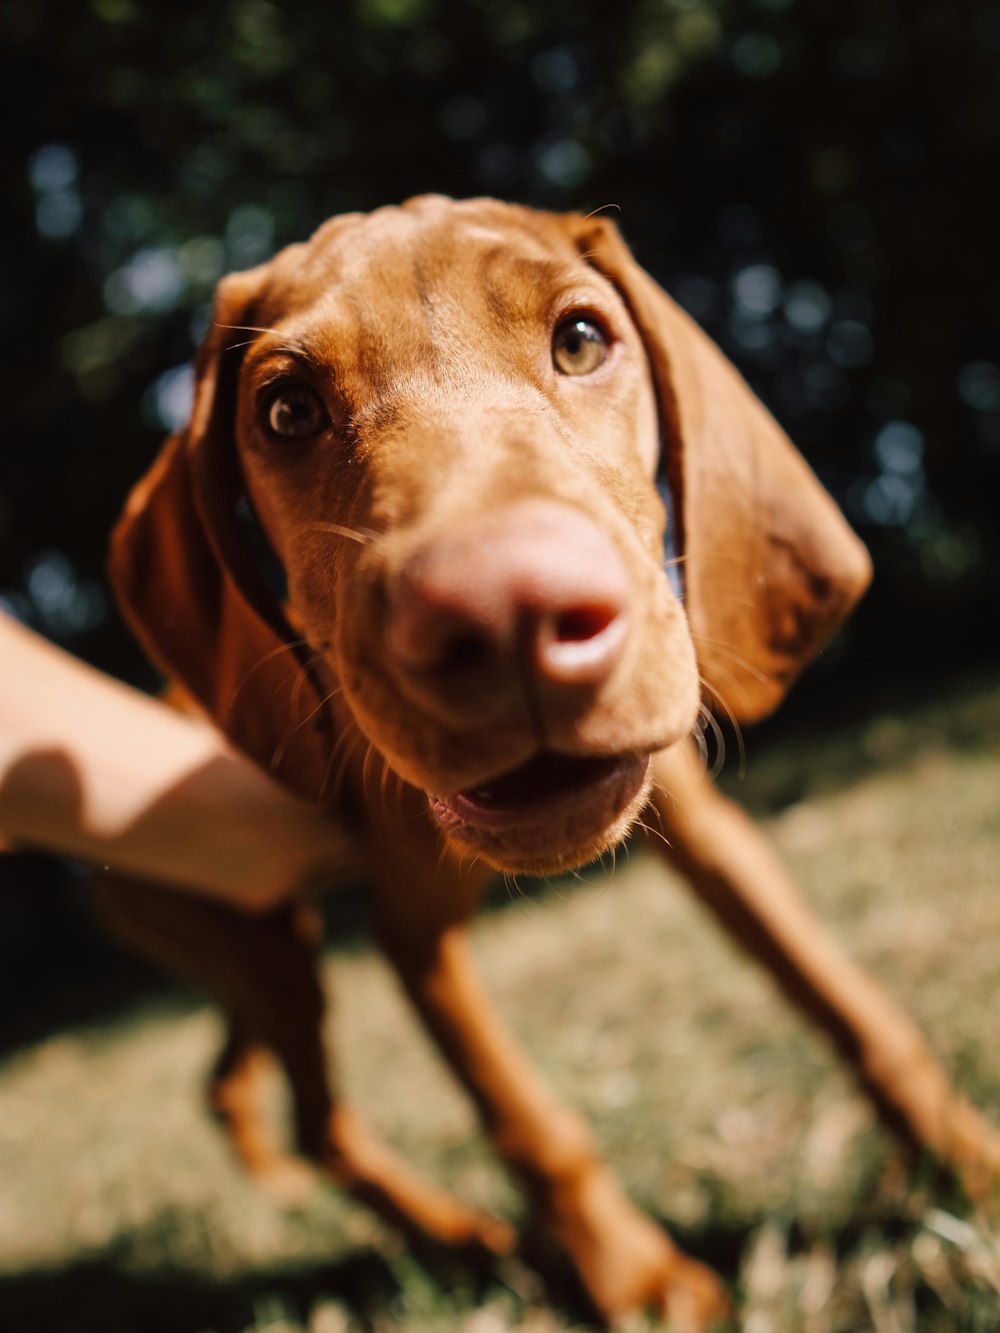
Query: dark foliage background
0 0 998 1027
3 0 999 696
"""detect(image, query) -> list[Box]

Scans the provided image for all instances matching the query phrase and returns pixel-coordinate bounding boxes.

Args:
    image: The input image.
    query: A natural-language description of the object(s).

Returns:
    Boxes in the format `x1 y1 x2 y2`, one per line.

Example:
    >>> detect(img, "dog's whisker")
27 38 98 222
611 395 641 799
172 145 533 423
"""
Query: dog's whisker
272 681 346 771
696 703 727 781
303 521 378 546
359 740 397 854
295 681 345 732
316 729 348 803
271 665 318 758
225 338 274 352
502 870 541 922
361 741 377 811
581 202 622 222
385 764 406 825
690 714 711 777
649 774 681 812
698 677 747 780
287 651 325 716
548 881 572 903
320 727 361 807
650 777 694 833
695 674 746 774
641 788 671 842
215 323 319 362
594 842 617 891
226 638 310 719
215 322 286 336
267 652 333 769
696 656 752 726
689 632 769 685
433 836 452 880
632 817 673 851
378 752 394 824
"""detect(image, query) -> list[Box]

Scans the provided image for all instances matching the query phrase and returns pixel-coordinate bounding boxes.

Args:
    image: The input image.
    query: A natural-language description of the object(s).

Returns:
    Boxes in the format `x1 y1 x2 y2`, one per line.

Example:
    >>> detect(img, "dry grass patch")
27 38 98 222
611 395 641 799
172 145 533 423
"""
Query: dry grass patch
1 678 998 1330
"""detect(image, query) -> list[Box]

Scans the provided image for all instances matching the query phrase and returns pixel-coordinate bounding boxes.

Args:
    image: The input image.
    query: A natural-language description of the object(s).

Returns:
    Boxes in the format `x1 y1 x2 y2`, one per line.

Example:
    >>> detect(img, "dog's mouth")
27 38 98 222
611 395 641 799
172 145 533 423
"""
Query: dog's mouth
428 750 650 870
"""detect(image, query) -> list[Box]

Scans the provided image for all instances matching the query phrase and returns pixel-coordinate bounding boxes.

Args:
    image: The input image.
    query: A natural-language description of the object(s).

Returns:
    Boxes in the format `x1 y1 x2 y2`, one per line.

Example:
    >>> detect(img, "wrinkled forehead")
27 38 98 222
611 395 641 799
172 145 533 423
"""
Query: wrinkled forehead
249 199 590 360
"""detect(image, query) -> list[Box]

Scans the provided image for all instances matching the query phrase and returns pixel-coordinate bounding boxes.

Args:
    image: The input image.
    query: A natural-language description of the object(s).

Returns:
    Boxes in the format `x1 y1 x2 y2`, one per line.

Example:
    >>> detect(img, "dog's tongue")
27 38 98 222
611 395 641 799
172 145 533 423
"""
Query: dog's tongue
429 750 651 858
461 751 623 808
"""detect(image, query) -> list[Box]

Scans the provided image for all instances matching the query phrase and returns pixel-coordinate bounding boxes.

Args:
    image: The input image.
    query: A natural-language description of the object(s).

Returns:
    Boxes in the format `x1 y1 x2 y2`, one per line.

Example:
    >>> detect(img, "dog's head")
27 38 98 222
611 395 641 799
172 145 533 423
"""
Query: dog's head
111 196 870 874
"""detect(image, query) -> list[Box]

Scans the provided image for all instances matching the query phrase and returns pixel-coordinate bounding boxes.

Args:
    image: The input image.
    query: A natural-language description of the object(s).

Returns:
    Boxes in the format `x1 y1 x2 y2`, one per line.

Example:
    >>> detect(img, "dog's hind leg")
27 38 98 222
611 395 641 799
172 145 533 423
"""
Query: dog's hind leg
94 876 514 1254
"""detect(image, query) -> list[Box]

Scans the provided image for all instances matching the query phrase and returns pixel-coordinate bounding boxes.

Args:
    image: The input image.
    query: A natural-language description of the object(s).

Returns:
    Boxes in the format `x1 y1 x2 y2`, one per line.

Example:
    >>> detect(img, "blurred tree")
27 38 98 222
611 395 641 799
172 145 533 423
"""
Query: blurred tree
0 0 997 688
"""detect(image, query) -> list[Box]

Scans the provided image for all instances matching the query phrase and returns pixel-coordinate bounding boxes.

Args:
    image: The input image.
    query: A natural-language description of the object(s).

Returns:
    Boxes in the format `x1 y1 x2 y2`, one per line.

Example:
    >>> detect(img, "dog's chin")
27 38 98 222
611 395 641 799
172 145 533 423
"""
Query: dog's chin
427 751 652 875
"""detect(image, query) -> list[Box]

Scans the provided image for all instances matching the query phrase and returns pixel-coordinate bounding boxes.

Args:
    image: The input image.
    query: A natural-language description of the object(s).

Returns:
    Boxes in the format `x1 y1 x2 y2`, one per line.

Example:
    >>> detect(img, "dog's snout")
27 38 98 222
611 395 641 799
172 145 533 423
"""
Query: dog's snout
386 501 631 723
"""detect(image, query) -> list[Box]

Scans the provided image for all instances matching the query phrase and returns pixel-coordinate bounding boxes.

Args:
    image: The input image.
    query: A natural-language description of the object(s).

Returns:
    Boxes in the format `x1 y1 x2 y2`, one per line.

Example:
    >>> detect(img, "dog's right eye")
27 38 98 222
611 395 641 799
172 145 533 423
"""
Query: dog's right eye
265 385 328 440
552 316 609 376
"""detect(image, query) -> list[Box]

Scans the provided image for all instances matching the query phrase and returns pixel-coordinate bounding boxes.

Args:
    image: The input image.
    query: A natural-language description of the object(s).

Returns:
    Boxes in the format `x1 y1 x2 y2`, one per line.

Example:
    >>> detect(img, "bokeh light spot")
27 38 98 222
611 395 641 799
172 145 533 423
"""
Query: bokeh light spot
873 421 925 476
958 360 1000 413
143 364 195 433
28 143 79 192
732 263 782 317
827 319 873 369
784 280 832 334
731 30 782 78
104 248 184 316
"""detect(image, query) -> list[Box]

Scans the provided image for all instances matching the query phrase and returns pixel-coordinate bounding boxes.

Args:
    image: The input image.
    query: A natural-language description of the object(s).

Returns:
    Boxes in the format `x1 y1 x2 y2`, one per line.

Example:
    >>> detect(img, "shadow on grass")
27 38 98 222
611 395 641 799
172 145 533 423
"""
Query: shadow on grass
2 1211 994 1332
0 1248 401 1333
0 1216 756 1333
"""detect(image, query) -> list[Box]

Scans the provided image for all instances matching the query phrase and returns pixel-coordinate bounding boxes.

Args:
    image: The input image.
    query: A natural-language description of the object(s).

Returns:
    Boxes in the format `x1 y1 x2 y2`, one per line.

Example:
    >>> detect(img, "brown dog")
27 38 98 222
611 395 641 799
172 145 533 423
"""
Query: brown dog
103 196 998 1328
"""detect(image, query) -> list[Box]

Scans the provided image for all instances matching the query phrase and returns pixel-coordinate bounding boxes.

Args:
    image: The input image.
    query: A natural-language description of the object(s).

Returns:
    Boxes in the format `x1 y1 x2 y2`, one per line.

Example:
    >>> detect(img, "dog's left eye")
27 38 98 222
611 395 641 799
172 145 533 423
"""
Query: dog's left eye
552 317 609 376
265 385 328 440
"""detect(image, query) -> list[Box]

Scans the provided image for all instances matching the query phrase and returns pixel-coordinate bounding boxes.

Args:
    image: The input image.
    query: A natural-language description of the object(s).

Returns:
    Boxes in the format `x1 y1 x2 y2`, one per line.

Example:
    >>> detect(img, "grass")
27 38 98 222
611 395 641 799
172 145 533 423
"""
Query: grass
1 676 999 1331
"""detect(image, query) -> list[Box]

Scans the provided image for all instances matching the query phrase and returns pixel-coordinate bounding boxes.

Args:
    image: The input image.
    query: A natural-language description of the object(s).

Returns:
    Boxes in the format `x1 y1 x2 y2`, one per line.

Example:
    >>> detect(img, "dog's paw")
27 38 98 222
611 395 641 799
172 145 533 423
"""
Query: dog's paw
899 1092 1000 1210
321 1104 517 1259
417 1203 516 1259
951 1111 1000 1211
646 1249 733 1333
254 1155 318 1207
530 1163 731 1329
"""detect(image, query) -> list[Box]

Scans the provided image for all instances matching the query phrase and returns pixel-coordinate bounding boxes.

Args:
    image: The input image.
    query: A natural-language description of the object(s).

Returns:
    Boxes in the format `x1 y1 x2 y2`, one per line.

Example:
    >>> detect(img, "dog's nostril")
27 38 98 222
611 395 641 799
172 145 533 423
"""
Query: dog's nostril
538 603 629 687
555 606 616 643
439 630 491 673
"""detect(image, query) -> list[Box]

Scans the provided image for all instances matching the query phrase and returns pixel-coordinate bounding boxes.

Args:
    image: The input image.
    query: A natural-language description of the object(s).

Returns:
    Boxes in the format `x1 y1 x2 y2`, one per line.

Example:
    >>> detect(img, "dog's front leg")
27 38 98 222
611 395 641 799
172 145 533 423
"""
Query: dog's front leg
650 740 1000 1201
369 824 731 1329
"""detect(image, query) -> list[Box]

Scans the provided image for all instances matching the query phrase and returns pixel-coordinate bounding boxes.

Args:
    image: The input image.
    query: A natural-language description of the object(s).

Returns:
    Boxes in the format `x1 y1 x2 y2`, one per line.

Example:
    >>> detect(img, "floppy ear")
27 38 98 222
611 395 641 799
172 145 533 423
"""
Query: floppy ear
109 269 334 801
573 216 872 723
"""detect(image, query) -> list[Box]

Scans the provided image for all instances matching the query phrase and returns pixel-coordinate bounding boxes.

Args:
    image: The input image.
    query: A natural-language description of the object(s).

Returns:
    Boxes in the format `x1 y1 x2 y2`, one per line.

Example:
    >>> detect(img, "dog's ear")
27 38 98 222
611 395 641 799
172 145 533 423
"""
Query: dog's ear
572 215 872 723
109 268 333 800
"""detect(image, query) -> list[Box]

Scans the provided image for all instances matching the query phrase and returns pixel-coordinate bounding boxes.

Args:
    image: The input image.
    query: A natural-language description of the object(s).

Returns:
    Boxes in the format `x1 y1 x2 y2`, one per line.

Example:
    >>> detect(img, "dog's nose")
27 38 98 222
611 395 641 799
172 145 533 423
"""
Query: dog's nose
386 501 631 723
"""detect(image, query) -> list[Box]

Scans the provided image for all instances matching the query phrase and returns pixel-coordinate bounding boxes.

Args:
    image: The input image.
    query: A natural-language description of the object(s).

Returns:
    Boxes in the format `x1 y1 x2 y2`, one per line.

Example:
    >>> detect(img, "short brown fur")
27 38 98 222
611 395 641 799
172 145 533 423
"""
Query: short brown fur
103 197 999 1328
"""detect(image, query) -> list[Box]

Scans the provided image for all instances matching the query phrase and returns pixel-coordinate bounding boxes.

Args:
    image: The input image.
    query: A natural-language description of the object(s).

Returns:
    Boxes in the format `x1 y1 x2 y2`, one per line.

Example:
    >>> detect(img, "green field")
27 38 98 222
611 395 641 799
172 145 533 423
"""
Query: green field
2 680 999 1331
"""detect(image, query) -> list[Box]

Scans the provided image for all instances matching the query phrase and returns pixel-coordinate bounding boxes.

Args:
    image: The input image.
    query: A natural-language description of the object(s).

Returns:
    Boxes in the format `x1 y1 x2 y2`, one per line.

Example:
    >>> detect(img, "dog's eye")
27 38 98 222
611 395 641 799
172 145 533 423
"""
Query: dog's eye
265 385 327 440
552 317 609 376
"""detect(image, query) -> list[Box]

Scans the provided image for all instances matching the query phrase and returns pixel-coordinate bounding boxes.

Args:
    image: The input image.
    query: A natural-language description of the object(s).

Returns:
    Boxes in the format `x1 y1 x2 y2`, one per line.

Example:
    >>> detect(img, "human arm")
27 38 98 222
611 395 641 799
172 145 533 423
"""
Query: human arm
0 614 355 909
